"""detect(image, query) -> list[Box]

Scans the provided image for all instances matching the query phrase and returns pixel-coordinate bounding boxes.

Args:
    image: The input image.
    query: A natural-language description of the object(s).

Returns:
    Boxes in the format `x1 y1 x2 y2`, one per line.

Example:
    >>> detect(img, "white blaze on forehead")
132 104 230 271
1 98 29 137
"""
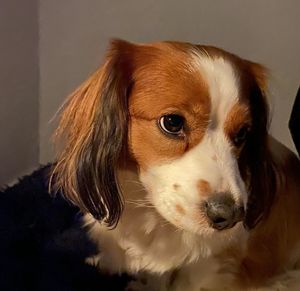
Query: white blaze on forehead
190 50 240 128
188 51 247 205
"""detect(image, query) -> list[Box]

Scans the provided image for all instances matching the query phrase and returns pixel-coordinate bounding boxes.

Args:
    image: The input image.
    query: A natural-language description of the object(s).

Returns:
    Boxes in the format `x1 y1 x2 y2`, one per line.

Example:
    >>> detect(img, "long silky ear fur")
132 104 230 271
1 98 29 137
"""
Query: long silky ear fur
51 39 135 227
241 62 280 229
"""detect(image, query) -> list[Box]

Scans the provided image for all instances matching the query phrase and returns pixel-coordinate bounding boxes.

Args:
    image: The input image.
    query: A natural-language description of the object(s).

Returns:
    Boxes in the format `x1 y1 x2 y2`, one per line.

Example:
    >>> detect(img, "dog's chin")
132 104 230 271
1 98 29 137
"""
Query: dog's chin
189 221 245 238
156 214 248 255
158 211 246 239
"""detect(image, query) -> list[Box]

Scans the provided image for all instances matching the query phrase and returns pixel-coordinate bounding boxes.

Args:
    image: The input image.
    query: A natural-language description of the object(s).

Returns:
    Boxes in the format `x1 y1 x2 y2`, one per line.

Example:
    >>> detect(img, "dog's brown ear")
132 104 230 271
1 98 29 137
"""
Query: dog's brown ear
241 62 279 229
52 39 137 227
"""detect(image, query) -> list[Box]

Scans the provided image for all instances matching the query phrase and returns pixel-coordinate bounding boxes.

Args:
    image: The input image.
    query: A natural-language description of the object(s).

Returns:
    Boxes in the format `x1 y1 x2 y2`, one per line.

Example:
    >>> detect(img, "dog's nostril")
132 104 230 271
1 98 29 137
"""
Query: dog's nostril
206 204 233 230
213 216 227 224
204 193 243 231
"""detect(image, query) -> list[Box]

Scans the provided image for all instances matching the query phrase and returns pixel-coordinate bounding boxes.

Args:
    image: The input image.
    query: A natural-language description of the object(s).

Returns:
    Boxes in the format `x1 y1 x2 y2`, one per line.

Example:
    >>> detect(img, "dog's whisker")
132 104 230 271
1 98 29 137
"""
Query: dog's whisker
127 204 156 209
124 180 145 186
130 188 147 194
160 222 172 229
127 198 153 204
126 200 156 209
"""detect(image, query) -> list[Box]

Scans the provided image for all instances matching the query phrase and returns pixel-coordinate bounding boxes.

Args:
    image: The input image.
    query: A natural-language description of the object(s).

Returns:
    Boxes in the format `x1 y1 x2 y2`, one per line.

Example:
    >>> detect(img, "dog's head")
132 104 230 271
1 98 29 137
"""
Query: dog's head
52 40 277 235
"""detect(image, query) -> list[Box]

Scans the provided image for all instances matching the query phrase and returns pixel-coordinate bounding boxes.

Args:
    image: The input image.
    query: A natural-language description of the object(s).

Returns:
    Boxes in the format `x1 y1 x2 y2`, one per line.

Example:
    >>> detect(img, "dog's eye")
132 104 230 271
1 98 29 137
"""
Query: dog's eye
159 114 184 136
233 126 249 147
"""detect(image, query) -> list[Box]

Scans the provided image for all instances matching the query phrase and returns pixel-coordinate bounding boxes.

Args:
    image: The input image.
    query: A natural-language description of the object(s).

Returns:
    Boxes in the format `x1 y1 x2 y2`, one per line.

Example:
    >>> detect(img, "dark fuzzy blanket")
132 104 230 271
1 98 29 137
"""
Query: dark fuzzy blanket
0 165 130 291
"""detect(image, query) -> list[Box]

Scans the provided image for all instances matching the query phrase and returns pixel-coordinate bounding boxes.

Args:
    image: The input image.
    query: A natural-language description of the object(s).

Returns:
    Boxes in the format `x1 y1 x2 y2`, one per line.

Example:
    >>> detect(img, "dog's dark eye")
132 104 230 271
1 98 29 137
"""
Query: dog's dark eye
159 114 184 136
233 126 249 147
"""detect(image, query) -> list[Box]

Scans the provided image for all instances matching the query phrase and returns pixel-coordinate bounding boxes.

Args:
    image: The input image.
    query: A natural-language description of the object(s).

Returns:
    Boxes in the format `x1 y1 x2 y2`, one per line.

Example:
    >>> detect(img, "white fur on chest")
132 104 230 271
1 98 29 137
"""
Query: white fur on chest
83 211 210 275
83 214 227 291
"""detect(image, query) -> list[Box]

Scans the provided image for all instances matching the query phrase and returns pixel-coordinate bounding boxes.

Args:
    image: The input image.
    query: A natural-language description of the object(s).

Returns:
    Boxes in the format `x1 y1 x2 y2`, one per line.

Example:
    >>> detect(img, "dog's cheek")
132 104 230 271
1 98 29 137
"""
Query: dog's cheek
139 165 200 230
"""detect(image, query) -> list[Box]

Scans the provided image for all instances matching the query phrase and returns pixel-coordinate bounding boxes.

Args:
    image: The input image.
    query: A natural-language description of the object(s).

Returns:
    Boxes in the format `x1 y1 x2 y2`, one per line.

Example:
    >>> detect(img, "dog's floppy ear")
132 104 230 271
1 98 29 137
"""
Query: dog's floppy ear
241 62 279 229
52 39 137 227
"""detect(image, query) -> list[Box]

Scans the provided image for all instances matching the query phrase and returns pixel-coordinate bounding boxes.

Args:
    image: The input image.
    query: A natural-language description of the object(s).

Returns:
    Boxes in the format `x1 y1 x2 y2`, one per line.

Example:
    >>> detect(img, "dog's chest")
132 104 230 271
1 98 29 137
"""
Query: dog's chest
83 213 246 290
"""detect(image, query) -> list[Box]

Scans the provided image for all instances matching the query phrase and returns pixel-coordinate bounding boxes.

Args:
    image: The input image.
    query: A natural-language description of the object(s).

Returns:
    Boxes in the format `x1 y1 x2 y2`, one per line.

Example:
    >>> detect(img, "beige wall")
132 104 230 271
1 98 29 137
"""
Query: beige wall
0 0 39 185
39 0 300 163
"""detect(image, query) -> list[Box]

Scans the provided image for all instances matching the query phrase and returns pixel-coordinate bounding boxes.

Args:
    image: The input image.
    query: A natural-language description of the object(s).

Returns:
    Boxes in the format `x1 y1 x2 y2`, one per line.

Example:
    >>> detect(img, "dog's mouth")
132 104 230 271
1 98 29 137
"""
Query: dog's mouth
211 206 245 231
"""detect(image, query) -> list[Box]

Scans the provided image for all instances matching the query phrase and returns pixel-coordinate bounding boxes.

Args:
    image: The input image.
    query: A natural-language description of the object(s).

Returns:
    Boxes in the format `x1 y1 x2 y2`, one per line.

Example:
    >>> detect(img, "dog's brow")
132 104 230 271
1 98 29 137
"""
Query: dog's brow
130 114 156 121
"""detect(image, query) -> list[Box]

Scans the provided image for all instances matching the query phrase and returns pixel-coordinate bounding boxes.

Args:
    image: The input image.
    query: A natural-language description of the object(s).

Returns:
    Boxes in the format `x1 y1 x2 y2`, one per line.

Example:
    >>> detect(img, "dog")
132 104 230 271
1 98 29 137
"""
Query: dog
51 39 300 290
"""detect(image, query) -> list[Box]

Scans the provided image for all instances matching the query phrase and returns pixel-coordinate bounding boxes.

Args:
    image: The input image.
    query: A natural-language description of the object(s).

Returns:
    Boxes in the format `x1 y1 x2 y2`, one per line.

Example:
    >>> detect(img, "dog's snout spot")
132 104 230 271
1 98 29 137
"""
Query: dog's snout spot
197 179 211 196
176 204 185 215
173 183 180 190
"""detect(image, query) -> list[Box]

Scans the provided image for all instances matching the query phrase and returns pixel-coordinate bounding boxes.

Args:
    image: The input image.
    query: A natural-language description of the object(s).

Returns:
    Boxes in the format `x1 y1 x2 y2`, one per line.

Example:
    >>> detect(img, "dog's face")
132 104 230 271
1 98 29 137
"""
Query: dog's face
53 40 276 235
129 45 252 235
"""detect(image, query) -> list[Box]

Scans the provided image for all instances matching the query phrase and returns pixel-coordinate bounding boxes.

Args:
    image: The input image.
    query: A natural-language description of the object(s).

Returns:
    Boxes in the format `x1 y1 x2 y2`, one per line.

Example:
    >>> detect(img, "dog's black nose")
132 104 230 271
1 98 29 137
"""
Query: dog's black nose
205 193 244 230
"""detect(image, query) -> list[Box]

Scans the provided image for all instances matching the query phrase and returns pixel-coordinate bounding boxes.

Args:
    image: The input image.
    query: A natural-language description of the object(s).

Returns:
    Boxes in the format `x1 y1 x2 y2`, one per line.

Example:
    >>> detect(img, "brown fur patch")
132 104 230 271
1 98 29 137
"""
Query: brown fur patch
197 179 211 196
173 184 180 190
224 102 252 144
128 43 210 169
175 204 185 215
